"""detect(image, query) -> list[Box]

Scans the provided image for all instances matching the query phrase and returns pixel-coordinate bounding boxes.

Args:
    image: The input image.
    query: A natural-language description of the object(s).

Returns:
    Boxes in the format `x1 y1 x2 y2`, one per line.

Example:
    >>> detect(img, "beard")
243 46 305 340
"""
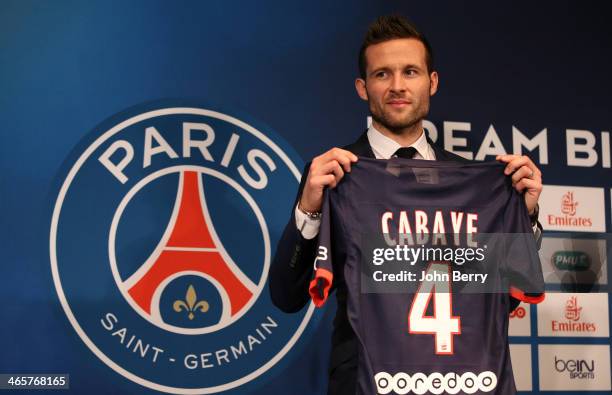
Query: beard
369 98 429 135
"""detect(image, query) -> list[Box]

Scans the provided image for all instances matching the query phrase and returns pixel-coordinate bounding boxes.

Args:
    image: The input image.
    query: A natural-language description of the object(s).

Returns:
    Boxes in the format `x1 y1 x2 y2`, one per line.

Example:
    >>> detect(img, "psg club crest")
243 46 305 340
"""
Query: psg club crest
49 101 314 393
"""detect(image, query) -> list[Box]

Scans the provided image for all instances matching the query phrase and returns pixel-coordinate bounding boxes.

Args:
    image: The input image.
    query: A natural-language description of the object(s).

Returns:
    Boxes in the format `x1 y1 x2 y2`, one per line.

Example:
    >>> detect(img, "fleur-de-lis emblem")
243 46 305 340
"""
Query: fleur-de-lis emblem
173 285 209 320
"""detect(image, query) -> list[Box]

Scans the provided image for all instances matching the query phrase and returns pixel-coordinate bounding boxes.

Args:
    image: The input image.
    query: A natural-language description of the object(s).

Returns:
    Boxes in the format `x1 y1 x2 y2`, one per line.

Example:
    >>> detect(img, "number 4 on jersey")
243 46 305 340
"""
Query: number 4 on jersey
408 262 461 355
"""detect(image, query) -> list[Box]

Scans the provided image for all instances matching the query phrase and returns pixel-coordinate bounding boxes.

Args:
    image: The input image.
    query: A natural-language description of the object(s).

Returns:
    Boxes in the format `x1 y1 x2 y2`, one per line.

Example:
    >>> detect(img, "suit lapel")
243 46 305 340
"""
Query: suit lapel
426 135 451 161
344 131 376 158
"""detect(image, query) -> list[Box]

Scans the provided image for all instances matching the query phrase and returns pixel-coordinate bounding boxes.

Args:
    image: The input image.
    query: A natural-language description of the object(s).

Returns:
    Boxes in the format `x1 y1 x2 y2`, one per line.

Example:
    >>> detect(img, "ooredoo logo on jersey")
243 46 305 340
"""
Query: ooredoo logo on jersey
49 101 313 393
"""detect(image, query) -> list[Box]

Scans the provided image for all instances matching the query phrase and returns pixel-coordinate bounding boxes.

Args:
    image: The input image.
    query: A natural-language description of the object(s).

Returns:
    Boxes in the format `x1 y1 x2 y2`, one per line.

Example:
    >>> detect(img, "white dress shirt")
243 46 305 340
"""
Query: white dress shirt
295 126 434 239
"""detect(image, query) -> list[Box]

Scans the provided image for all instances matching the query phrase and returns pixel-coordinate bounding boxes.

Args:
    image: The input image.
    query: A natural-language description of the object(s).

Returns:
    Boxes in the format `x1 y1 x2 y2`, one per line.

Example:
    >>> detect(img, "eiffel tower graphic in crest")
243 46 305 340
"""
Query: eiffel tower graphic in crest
122 170 256 328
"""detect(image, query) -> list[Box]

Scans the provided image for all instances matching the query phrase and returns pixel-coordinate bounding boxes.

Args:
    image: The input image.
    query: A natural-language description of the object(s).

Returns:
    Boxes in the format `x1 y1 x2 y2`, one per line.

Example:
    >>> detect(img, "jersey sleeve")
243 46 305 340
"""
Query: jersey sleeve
308 188 335 307
503 189 545 304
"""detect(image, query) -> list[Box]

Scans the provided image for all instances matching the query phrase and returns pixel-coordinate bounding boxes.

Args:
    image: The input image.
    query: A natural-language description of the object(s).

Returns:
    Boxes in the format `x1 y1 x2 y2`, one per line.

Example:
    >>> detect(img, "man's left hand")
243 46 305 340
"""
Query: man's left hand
496 154 543 215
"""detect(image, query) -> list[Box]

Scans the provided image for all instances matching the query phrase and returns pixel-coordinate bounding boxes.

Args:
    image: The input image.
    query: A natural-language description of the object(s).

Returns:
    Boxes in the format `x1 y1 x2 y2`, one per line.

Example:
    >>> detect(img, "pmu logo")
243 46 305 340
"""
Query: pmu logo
552 250 590 271
50 102 314 393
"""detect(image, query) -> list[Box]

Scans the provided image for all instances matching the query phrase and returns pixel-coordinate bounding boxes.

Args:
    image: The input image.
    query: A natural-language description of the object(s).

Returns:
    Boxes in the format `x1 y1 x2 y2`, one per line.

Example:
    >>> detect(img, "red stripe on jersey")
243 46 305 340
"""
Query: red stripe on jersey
510 286 545 304
309 268 333 307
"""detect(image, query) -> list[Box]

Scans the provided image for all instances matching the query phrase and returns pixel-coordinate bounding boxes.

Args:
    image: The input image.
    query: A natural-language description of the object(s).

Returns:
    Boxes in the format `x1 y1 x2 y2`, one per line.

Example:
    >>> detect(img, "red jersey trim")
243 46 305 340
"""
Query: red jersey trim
510 286 545 304
309 268 333 307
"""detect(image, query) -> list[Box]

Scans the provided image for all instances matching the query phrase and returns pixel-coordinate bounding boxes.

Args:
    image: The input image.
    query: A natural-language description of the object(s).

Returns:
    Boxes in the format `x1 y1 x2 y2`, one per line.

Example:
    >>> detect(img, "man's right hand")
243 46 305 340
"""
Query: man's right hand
299 148 358 213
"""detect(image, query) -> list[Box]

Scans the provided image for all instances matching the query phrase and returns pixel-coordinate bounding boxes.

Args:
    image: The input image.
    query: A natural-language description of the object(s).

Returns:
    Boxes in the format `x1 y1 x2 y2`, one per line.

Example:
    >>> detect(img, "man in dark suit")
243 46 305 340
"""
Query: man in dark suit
269 15 543 395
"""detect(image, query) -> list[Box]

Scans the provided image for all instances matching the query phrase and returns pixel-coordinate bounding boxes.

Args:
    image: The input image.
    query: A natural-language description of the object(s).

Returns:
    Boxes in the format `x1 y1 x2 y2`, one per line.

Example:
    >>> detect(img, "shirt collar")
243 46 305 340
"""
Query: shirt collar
366 125 432 160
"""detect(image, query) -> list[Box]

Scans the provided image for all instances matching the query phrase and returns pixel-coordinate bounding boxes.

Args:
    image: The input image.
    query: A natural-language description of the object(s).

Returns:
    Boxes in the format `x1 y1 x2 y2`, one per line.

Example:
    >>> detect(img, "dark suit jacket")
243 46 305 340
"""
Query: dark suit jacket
269 131 537 395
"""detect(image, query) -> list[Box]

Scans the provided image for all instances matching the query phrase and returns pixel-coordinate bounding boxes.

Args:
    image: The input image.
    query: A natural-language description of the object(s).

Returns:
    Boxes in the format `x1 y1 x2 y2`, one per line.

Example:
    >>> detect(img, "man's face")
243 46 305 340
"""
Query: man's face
356 38 438 134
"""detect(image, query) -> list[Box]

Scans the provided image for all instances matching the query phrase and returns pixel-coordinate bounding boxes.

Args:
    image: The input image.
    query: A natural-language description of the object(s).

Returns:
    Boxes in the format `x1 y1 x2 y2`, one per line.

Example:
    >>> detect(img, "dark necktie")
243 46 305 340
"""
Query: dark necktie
393 147 418 159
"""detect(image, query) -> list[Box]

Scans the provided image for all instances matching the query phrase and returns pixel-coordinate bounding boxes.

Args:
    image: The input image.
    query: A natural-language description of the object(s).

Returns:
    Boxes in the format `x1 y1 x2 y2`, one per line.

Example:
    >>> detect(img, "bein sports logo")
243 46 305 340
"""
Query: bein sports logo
49 102 313 393
555 356 595 380
374 371 497 394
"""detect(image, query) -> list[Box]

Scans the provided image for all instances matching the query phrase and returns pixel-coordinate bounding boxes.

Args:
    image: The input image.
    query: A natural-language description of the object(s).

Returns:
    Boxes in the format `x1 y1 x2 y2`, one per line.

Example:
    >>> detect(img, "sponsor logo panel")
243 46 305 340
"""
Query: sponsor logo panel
539 237 607 286
537 293 609 337
374 371 498 394
539 185 605 232
509 304 531 337
509 344 532 391
538 345 611 391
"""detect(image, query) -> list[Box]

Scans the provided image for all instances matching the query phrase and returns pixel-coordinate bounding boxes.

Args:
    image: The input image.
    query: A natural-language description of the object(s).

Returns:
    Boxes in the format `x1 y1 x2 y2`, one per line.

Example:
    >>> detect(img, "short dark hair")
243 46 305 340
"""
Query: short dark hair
358 15 434 79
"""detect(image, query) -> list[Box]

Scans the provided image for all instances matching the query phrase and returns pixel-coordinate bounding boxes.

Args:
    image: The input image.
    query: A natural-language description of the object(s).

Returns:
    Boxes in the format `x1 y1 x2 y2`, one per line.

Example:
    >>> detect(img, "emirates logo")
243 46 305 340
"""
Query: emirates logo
552 295 596 333
561 192 578 216
564 296 582 321
547 190 592 228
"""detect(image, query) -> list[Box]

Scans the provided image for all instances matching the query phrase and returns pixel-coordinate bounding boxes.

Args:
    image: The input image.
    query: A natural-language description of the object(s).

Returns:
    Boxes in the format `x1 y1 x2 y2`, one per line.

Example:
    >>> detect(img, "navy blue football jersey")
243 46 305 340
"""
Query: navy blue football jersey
309 157 544 395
